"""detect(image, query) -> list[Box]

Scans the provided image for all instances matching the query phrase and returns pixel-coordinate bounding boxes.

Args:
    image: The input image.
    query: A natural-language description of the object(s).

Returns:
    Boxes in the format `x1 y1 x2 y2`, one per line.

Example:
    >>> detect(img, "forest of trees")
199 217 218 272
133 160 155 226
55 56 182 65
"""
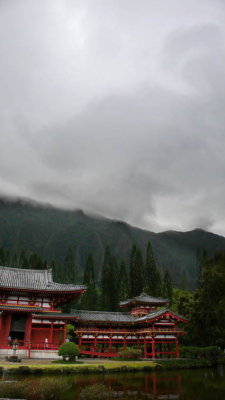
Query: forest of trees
1 243 225 348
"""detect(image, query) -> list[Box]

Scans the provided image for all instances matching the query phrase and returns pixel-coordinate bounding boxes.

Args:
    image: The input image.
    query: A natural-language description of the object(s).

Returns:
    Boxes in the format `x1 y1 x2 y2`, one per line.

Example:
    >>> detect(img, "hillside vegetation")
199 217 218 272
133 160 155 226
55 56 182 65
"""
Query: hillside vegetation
0 197 225 290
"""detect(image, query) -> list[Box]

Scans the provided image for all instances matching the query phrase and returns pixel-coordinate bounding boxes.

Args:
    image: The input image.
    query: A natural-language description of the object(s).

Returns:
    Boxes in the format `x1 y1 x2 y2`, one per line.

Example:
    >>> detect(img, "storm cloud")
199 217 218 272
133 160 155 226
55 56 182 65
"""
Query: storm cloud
1 0 225 234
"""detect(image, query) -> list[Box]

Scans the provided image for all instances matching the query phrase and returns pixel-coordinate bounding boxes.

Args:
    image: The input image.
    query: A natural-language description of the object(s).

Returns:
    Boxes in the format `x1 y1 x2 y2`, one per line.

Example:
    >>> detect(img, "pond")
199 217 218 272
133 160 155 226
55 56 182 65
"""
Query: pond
1 365 225 399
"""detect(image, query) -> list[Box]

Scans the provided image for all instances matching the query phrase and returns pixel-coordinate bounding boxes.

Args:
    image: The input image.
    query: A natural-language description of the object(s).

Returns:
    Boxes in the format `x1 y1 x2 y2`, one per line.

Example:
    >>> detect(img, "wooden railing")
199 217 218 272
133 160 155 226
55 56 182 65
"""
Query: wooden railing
75 327 184 336
0 340 60 350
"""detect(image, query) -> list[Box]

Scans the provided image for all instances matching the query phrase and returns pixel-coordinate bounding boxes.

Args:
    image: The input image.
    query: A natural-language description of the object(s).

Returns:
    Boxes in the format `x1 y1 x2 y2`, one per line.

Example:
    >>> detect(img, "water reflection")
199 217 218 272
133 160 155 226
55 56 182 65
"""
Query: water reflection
74 373 182 399
3 365 225 400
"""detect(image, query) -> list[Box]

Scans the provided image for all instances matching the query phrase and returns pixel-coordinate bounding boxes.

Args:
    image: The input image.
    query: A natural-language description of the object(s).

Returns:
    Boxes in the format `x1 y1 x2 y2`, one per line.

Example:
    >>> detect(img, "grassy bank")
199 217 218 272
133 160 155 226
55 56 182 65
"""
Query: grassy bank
0 357 221 375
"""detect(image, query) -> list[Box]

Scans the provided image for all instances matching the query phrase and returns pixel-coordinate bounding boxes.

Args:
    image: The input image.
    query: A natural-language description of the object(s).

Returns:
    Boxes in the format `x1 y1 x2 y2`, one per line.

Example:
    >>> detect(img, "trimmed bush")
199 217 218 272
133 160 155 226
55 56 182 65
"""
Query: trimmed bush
117 349 142 360
58 342 79 361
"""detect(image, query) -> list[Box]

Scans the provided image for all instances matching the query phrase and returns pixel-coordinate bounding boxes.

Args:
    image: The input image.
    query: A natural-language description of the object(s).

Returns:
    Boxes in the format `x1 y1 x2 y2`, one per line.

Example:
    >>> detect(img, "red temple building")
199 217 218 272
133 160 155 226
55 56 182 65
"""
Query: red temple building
0 266 188 359
0 266 85 359
72 292 188 359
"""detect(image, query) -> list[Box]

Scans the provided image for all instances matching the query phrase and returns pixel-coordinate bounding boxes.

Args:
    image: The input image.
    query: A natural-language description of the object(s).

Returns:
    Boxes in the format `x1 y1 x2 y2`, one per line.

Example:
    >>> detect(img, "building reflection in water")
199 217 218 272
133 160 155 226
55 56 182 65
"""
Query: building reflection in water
76 372 182 399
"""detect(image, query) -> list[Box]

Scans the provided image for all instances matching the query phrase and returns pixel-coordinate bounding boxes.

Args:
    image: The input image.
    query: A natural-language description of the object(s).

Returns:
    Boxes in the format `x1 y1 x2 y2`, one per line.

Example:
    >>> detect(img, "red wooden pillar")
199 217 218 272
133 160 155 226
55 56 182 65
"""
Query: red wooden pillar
5 313 12 346
176 337 179 358
79 335 82 351
63 323 67 343
94 335 97 354
109 335 112 354
25 314 32 359
152 337 155 359
137 336 140 350
50 322 54 345
123 335 126 351
144 336 147 358
168 343 170 358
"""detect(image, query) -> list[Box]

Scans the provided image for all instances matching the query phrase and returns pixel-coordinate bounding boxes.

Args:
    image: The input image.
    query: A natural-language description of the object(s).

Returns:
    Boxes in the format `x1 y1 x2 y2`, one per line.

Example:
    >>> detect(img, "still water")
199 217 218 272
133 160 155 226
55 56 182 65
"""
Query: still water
12 365 225 400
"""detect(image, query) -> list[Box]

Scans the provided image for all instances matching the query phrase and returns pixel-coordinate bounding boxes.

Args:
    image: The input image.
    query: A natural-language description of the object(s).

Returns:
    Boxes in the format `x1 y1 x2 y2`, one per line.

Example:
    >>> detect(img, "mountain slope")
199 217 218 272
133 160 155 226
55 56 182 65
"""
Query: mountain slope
0 197 224 290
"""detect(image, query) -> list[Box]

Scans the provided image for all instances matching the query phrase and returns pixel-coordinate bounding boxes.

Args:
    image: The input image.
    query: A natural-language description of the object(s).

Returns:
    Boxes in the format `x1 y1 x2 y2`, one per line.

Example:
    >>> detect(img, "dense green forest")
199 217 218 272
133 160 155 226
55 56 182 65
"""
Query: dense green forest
1 197 225 290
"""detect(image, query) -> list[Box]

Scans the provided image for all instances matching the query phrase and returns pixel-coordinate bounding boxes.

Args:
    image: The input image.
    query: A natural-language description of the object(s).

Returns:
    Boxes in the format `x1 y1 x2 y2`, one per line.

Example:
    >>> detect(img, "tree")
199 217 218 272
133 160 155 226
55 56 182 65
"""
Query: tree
145 241 161 296
58 342 79 361
100 245 116 311
50 258 56 280
11 252 18 268
81 252 98 310
129 243 137 297
19 249 29 269
110 255 118 310
0 246 4 265
65 246 75 283
187 252 225 347
4 249 10 267
162 269 173 300
117 259 129 303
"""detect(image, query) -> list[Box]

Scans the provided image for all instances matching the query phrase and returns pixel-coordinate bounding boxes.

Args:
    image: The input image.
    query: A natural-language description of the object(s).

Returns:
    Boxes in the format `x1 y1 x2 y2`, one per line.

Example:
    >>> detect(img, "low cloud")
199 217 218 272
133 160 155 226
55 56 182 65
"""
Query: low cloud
0 0 225 235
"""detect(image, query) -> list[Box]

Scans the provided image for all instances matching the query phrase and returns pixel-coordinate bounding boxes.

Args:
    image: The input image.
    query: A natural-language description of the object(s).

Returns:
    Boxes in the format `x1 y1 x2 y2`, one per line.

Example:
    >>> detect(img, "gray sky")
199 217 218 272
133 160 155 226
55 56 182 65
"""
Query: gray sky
1 0 225 235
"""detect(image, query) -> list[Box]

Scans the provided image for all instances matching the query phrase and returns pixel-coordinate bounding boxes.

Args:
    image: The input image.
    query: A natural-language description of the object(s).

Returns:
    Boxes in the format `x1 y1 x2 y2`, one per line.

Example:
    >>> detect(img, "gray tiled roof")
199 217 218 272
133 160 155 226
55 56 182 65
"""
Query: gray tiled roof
136 307 188 323
72 307 187 324
32 312 78 319
72 309 136 323
0 266 86 292
120 292 168 307
0 305 42 312
136 307 168 321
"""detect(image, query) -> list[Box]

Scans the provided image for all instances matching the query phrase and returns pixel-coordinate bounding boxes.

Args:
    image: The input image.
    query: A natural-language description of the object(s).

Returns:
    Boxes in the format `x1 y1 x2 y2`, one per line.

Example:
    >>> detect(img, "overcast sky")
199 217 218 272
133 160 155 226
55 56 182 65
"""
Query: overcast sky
1 0 225 235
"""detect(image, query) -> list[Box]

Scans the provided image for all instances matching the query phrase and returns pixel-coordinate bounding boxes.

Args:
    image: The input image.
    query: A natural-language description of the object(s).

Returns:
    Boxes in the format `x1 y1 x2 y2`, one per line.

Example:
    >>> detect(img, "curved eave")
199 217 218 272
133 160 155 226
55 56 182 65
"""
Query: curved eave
78 319 134 324
139 310 189 324
0 287 86 295
32 313 78 320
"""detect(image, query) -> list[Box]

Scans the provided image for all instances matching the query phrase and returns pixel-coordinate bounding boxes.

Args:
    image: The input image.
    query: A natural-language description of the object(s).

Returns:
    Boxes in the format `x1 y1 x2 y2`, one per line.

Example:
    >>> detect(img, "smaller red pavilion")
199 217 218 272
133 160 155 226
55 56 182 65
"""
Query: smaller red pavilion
73 292 188 359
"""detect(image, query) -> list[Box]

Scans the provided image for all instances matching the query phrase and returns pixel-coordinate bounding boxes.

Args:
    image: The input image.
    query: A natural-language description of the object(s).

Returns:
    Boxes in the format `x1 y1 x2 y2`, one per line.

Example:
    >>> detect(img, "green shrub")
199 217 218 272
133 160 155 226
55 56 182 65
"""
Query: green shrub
80 383 110 400
180 345 222 359
117 349 142 360
58 342 79 361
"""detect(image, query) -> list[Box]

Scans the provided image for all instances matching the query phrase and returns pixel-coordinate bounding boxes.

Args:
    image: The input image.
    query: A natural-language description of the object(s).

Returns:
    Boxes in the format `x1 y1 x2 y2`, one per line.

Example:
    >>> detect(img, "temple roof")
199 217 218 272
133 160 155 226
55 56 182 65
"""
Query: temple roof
0 266 86 293
120 292 169 308
0 305 42 312
72 307 188 324
32 312 78 320
72 309 136 323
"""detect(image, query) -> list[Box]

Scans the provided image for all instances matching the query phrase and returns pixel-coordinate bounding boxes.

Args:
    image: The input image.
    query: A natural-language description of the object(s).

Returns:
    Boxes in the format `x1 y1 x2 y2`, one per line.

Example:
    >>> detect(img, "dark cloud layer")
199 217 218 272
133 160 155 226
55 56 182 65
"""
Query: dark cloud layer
0 0 225 234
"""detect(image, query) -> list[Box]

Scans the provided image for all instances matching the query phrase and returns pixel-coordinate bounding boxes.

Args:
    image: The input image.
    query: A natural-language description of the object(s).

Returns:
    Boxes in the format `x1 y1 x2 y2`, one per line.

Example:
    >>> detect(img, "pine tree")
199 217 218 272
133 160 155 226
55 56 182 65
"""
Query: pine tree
65 246 75 283
111 255 118 310
100 245 116 311
145 241 161 296
0 246 4 265
17 249 29 268
50 258 56 280
11 252 18 268
5 249 10 267
129 243 137 297
134 249 144 296
117 259 129 303
57 264 63 283
162 269 173 300
81 252 97 310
